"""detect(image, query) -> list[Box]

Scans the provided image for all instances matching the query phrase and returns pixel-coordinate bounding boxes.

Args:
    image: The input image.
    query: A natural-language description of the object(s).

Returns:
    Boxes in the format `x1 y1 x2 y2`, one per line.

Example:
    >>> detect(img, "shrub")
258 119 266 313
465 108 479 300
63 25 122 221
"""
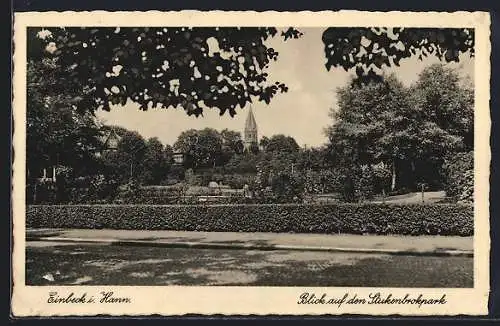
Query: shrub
353 165 376 201
372 163 392 194
160 178 182 186
252 161 305 203
184 169 255 189
27 203 473 236
184 169 202 186
303 169 343 195
443 152 474 203
27 172 119 205
115 183 188 202
26 181 57 204
270 172 304 203
224 174 255 189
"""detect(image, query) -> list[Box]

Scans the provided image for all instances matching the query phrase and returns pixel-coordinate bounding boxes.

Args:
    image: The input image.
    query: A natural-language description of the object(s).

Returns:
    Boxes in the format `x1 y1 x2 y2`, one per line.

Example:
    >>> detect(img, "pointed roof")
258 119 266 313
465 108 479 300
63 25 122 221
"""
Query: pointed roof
245 106 257 131
102 127 122 150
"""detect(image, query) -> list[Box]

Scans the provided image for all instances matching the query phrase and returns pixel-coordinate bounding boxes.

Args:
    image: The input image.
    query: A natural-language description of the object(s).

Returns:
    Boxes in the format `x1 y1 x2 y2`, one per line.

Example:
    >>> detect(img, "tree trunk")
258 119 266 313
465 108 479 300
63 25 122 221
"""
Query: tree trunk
391 159 396 191
33 183 37 204
411 160 416 188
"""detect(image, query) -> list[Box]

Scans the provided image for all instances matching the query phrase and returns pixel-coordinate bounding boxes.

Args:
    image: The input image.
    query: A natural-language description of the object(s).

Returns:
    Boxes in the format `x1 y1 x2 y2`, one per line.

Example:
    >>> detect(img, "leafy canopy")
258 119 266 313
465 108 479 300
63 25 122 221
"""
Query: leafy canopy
263 134 300 153
29 27 474 117
173 128 224 169
326 64 474 189
27 58 103 175
322 27 474 81
31 27 301 117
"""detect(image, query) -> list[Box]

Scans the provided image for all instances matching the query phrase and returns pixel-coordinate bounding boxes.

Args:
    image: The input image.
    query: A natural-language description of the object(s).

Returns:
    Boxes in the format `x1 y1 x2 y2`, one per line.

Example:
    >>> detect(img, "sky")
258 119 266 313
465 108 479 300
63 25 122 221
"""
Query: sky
96 27 474 148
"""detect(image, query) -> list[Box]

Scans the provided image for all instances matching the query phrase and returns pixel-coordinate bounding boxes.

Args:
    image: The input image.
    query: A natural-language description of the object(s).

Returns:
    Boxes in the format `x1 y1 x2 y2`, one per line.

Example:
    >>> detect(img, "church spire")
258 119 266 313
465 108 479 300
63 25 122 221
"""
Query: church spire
245 106 257 131
244 106 258 151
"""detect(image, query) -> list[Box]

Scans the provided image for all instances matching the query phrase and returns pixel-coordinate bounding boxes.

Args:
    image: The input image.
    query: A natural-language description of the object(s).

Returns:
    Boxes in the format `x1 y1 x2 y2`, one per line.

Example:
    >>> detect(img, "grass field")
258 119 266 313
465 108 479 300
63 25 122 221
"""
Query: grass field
26 242 473 287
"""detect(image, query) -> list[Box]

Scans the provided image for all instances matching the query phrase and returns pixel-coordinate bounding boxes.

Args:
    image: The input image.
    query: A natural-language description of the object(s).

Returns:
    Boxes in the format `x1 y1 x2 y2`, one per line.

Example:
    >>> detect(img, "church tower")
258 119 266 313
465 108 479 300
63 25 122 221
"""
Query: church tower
244 106 258 151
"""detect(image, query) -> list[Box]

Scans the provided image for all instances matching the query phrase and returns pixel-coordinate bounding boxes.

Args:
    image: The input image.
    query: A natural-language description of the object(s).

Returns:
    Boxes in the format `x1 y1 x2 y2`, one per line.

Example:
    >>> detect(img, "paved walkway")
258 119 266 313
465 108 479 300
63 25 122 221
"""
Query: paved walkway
370 191 447 204
26 229 473 256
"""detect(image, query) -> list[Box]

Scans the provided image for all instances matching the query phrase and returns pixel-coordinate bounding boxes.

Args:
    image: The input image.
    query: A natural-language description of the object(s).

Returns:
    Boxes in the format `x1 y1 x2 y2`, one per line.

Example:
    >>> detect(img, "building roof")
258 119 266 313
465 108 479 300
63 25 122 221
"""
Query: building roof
101 128 122 150
244 106 257 132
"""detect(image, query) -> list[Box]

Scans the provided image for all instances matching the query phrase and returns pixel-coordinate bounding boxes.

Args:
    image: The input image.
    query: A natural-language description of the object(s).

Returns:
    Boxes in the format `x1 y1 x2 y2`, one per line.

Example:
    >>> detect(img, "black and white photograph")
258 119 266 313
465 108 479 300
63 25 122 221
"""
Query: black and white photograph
11 11 491 316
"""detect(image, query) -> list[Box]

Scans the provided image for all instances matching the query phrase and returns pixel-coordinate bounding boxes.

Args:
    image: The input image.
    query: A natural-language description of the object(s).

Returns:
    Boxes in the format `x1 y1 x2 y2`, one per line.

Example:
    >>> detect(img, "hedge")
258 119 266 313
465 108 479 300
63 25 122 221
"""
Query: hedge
26 203 473 236
443 151 474 203
113 195 255 205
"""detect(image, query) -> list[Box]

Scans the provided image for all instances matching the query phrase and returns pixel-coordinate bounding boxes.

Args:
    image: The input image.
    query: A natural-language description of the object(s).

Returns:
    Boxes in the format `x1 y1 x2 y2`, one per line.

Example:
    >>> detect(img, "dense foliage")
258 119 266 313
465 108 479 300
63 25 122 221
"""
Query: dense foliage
27 59 103 177
27 203 473 236
322 28 474 81
173 128 243 170
26 26 475 205
326 64 473 193
30 27 474 116
443 152 474 203
263 134 300 153
30 27 298 116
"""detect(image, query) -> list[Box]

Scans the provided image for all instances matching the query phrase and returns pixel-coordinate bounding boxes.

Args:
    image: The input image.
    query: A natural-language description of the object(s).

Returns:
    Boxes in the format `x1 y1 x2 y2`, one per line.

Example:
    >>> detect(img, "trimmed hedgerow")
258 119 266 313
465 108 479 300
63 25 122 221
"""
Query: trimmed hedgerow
26 203 473 236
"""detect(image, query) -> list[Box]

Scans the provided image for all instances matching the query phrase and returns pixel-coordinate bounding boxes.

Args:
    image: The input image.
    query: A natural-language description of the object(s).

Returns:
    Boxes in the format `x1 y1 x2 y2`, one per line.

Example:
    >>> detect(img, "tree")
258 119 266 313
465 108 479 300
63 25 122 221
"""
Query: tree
27 58 103 178
29 27 302 117
173 128 223 170
322 28 474 81
442 151 473 203
101 128 147 183
163 144 174 163
28 27 474 116
411 64 474 151
221 129 244 152
219 129 244 164
248 142 261 154
326 66 473 192
225 151 262 174
254 152 304 202
259 136 271 151
297 147 328 171
30 27 474 120
139 137 171 185
264 134 300 153
327 75 409 191
406 64 474 188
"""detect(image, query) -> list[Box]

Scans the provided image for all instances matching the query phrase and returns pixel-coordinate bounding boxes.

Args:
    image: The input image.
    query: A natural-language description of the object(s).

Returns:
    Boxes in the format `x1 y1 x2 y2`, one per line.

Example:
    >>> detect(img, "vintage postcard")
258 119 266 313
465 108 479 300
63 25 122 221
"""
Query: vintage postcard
11 10 491 316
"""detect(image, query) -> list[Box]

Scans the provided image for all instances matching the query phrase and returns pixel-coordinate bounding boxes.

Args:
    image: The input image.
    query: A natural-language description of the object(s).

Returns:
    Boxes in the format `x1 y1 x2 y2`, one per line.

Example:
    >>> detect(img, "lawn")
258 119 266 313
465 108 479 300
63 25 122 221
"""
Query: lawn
26 242 473 287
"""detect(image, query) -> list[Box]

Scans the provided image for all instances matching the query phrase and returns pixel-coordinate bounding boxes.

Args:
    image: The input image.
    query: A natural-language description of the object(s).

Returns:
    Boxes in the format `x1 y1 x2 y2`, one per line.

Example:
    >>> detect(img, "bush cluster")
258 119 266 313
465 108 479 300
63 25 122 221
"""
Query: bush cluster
185 168 255 189
118 183 188 197
26 182 57 204
114 194 252 205
443 152 474 203
27 203 473 236
113 184 246 204
26 173 119 205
